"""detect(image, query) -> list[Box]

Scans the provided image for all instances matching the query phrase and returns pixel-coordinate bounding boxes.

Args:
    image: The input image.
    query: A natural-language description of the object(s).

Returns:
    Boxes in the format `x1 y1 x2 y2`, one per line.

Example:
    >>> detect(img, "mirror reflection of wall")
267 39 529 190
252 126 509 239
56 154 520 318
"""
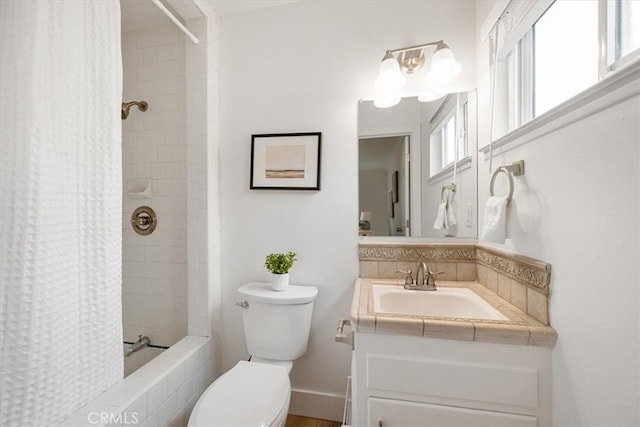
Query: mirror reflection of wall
359 136 408 236
358 92 477 239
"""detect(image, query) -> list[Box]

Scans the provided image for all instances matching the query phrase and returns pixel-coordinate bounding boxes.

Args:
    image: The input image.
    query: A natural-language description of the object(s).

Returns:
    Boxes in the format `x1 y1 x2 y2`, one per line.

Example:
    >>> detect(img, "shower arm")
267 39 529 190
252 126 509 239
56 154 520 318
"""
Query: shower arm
121 100 148 120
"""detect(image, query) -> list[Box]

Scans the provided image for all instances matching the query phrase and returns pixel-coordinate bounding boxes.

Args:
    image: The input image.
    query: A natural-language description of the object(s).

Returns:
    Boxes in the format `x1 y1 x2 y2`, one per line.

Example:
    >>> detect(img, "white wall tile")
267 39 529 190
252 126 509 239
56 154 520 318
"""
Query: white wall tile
122 25 188 349
138 410 159 427
167 362 186 395
158 392 178 426
146 378 168 415
123 395 148 423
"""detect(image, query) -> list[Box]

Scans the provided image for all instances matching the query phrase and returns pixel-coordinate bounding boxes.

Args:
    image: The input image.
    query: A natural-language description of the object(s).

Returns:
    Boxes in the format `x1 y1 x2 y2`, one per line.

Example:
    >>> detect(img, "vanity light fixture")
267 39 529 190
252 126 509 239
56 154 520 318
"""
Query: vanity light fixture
374 40 462 108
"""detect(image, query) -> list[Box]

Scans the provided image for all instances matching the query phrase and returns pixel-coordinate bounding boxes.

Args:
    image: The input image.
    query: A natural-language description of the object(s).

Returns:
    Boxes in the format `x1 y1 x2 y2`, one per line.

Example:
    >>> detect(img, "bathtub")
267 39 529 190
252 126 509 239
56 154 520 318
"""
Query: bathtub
60 336 214 427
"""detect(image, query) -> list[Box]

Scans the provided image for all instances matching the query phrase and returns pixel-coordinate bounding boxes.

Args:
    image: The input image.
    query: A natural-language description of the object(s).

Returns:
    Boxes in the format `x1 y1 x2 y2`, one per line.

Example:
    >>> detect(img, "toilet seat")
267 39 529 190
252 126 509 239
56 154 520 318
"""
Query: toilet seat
188 360 291 427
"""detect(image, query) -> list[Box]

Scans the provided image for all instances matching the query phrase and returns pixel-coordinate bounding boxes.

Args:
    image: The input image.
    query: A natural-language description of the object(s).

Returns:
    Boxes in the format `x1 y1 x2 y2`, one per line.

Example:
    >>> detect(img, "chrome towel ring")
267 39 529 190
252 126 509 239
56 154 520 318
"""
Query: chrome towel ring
489 160 525 203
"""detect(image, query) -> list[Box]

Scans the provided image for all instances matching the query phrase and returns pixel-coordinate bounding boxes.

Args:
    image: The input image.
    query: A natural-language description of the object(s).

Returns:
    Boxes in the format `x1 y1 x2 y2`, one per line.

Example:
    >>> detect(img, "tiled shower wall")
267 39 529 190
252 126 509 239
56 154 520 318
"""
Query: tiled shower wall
121 25 188 348
62 13 221 427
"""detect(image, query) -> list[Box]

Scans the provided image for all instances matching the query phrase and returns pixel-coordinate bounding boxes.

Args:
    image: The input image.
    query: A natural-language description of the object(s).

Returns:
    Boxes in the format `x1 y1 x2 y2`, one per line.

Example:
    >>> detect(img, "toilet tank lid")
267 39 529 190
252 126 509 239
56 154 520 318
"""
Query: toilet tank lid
238 282 318 304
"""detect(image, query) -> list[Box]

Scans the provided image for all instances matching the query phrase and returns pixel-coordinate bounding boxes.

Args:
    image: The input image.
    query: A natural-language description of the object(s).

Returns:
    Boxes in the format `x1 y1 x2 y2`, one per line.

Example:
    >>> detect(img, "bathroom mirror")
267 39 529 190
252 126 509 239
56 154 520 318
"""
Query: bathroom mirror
358 91 478 238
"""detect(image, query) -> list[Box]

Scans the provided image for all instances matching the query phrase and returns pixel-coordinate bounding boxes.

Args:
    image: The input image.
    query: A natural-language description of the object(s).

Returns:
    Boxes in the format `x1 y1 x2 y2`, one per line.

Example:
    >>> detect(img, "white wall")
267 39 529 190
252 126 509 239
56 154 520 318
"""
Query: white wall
219 0 477 420
475 2 640 426
122 25 188 348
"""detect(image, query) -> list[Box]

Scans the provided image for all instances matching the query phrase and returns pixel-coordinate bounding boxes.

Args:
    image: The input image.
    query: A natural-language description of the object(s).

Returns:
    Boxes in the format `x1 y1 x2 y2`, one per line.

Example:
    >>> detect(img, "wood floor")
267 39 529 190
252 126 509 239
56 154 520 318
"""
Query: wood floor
285 414 342 427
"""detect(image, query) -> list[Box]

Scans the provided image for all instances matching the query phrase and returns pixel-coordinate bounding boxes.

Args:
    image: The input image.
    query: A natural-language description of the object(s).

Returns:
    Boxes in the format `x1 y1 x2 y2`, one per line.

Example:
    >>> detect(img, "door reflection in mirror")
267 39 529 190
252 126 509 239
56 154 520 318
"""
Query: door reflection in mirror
359 135 410 236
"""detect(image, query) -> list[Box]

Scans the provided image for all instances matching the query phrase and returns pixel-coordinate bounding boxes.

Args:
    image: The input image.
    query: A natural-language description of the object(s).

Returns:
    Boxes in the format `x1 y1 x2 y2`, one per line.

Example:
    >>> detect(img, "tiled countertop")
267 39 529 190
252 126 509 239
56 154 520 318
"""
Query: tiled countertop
351 278 557 348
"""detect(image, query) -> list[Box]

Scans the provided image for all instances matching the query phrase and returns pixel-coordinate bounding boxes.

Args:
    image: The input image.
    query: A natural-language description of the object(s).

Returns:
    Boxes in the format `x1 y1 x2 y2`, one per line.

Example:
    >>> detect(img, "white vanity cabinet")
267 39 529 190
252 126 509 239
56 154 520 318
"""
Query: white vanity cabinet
351 332 552 427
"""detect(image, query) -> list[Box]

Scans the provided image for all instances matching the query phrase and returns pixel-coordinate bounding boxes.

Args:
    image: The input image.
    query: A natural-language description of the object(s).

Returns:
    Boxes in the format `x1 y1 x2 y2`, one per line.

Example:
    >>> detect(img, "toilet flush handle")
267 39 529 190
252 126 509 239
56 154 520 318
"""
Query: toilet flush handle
235 301 249 309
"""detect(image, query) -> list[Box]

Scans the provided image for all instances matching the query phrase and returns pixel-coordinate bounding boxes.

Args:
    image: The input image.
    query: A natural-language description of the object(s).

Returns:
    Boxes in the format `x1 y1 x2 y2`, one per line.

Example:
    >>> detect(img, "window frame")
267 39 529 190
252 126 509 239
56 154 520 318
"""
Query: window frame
429 92 470 177
484 0 640 151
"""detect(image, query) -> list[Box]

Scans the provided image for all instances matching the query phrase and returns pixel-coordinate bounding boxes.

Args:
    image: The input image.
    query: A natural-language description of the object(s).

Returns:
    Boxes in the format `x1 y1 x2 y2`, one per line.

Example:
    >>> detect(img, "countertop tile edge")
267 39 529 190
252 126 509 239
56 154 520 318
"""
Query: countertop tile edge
351 278 557 348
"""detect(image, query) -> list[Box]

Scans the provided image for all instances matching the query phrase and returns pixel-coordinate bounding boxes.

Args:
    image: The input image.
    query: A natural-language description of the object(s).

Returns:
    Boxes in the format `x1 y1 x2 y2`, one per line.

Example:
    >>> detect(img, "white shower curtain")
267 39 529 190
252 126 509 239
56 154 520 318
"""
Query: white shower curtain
0 1 123 425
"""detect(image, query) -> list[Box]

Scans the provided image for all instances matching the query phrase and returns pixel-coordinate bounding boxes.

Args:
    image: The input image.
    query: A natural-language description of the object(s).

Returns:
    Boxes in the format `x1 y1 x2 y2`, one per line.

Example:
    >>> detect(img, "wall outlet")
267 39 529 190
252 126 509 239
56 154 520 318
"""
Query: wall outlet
465 203 473 227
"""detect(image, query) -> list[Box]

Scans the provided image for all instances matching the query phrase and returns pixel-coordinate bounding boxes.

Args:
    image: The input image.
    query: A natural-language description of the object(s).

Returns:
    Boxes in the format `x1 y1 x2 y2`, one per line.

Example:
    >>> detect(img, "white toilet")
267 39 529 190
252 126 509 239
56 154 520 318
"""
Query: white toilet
188 282 318 427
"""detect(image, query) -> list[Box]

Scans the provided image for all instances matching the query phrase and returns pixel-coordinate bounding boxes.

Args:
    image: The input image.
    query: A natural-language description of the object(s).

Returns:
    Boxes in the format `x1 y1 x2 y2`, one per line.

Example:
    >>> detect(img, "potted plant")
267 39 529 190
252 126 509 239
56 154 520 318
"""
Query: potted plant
264 251 297 291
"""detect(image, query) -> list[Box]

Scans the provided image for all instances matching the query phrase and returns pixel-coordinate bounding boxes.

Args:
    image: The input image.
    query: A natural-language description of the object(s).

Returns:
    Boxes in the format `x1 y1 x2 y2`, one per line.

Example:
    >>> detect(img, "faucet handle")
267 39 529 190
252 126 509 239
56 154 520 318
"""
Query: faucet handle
396 269 414 285
425 270 445 286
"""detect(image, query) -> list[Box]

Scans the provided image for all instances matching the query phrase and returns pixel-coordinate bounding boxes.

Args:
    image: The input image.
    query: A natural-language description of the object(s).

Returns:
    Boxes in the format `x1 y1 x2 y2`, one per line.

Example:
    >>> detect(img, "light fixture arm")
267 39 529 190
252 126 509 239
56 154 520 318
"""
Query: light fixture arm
385 40 444 56
381 41 451 75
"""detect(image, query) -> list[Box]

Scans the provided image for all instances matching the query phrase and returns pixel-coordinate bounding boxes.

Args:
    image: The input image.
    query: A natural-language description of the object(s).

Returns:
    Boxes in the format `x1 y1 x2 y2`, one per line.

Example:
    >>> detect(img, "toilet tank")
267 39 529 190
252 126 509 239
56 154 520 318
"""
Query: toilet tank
237 282 318 361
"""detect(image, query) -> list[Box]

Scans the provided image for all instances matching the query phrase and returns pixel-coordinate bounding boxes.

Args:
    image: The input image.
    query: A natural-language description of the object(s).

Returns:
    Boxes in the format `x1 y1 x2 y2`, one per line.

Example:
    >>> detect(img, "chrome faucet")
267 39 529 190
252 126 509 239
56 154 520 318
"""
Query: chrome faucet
405 262 437 291
416 262 428 286
125 335 150 357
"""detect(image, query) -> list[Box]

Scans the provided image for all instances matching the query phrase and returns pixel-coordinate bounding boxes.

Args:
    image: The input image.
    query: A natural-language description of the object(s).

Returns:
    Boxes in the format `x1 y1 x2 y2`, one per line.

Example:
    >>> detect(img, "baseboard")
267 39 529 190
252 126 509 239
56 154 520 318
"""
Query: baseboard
289 388 345 422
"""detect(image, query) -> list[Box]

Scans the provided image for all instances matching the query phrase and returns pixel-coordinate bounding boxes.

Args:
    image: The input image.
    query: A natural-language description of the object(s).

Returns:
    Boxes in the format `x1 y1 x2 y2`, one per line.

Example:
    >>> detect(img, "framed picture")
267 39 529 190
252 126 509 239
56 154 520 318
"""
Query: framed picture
250 132 322 190
389 191 395 218
392 170 399 202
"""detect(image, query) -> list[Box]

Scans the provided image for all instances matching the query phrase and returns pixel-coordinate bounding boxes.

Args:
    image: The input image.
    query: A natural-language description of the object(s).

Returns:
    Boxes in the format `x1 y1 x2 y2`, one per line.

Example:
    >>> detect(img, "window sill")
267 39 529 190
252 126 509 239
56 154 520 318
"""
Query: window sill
428 156 473 184
479 61 640 155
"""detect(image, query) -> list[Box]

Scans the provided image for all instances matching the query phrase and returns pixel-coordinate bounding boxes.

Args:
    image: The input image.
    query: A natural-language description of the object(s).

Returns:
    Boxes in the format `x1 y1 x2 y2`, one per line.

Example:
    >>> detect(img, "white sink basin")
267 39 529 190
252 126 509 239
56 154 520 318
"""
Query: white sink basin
372 284 508 321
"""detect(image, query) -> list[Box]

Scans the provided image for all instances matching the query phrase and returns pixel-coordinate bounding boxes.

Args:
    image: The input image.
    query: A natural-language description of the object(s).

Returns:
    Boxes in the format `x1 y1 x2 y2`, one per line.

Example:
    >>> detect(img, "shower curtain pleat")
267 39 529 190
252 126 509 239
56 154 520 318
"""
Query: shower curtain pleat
0 1 123 425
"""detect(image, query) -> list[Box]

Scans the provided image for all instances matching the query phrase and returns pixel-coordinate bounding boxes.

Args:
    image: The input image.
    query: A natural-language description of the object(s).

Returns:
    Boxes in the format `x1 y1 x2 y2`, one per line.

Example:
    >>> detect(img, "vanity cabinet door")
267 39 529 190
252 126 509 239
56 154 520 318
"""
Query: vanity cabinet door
351 332 552 426
368 397 538 427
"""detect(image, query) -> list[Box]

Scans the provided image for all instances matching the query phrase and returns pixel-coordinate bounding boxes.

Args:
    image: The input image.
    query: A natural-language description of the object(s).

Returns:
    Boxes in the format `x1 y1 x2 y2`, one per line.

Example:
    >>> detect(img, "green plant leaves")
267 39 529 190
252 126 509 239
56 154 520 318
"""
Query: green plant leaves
264 251 297 274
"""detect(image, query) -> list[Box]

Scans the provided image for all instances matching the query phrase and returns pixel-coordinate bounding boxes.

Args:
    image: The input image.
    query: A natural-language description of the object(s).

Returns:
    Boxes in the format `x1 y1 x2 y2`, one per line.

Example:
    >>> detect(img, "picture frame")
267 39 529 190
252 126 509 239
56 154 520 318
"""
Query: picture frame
250 132 322 190
388 191 395 218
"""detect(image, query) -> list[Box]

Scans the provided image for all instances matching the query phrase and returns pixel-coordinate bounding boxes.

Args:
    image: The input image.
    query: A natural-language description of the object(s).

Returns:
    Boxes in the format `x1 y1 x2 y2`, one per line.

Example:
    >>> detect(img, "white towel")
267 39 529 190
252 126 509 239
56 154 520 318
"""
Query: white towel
480 196 508 243
433 203 447 230
446 202 457 227
480 197 524 243
434 188 457 231
506 198 525 239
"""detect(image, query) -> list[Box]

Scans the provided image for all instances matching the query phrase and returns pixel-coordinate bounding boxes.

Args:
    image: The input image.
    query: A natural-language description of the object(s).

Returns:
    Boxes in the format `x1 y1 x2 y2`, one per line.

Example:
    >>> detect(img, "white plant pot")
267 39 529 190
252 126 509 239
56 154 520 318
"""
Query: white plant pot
271 273 289 291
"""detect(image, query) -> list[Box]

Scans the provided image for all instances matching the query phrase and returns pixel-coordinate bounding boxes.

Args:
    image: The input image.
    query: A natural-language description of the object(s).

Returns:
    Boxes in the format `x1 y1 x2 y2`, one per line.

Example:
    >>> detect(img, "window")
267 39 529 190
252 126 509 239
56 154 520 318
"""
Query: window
533 1 599 116
441 116 456 167
610 0 640 64
491 0 640 140
429 93 468 177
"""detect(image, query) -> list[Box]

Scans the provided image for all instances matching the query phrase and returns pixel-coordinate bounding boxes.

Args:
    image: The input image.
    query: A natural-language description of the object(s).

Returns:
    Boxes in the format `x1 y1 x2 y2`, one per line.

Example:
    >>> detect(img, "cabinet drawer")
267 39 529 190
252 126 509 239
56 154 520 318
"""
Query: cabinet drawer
367 354 538 408
368 397 538 427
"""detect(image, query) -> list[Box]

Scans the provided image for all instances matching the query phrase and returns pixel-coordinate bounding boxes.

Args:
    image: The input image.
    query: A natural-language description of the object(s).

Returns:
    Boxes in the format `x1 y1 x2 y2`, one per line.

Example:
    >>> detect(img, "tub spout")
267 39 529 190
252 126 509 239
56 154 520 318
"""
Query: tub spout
125 335 150 357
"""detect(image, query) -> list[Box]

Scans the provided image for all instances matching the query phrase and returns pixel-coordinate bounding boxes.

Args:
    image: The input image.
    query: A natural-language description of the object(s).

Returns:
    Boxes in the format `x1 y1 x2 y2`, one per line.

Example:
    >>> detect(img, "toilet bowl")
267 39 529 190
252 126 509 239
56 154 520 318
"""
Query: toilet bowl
188 360 291 427
187 282 318 427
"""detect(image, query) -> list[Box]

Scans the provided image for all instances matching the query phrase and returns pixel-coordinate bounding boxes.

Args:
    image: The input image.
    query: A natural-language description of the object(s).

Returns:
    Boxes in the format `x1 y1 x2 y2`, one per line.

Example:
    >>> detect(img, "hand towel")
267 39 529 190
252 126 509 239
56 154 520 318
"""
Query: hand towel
480 196 525 243
480 196 509 243
506 198 525 239
446 202 457 227
433 203 447 230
